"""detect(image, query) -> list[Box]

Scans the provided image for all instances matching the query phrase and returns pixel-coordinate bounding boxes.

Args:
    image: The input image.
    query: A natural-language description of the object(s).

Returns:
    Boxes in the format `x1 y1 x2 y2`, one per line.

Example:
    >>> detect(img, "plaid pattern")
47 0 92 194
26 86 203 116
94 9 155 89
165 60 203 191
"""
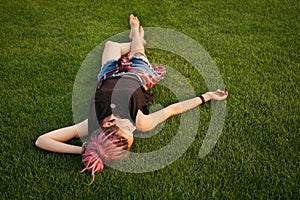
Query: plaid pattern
97 57 166 91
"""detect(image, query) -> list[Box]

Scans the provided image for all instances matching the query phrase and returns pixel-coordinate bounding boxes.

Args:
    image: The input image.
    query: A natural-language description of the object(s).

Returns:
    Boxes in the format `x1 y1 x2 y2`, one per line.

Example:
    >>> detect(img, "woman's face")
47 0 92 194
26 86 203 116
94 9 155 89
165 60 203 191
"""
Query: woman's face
101 114 121 128
102 115 135 149
117 129 134 149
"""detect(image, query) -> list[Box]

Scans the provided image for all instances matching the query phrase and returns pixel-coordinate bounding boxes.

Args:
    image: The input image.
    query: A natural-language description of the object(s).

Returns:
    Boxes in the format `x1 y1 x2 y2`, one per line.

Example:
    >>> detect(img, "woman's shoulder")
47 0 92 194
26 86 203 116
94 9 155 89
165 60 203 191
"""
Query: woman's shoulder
135 110 151 132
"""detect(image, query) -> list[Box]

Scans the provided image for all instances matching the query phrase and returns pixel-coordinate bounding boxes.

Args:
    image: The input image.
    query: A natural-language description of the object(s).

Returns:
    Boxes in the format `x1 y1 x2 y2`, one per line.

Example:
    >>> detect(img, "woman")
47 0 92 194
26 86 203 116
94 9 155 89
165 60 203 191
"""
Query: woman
35 14 228 182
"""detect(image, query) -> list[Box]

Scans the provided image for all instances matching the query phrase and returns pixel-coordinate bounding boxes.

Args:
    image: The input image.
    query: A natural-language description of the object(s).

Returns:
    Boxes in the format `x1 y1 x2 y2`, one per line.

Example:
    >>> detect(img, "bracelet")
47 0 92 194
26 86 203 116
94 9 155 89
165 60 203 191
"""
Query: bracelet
199 95 206 104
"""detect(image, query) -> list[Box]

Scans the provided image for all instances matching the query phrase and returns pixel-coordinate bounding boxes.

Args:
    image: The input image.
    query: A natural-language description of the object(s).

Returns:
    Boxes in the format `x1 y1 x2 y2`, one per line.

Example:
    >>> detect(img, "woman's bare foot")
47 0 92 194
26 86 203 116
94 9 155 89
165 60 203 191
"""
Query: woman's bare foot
129 14 139 29
129 14 139 38
138 26 147 45
129 14 146 45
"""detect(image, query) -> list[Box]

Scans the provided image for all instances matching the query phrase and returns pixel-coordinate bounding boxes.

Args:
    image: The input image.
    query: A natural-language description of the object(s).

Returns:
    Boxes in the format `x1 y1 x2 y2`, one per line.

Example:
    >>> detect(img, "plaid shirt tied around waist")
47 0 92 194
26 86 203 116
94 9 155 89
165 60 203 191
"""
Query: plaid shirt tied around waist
97 56 166 91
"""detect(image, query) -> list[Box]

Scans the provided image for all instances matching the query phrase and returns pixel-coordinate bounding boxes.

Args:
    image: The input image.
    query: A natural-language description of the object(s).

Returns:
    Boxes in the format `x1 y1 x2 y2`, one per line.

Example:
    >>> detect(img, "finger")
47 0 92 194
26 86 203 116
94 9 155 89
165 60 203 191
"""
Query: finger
216 90 224 96
217 89 225 93
220 90 227 96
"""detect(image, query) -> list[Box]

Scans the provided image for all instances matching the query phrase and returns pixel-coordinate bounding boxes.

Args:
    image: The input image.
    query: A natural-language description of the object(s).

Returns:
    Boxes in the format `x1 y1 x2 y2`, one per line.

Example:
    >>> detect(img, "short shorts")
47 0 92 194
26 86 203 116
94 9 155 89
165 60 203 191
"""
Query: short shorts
97 53 152 81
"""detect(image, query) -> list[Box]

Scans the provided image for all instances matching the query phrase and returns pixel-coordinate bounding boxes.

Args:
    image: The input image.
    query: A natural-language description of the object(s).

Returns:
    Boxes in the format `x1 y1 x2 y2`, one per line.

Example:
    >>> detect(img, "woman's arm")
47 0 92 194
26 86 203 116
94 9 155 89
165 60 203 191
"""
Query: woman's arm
35 119 88 154
136 90 228 132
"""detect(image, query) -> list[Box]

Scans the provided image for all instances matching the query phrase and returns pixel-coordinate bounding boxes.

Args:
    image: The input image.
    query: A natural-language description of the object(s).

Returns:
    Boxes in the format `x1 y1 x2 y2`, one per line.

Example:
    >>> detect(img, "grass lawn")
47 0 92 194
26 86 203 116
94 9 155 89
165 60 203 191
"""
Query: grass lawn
0 0 299 199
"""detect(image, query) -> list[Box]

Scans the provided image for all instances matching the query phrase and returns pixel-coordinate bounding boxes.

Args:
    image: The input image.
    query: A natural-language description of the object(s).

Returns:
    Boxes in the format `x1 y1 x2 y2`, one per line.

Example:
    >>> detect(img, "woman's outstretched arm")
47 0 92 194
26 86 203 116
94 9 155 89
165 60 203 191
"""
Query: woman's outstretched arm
35 119 88 154
136 90 228 132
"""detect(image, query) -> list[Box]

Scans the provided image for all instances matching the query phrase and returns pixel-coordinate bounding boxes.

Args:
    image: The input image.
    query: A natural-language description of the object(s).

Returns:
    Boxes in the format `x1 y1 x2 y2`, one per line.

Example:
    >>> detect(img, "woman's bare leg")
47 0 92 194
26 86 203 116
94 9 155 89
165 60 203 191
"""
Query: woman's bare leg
101 41 131 66
102 14 146 66
129 27 146 45
101 32 145 66
128 14 145 57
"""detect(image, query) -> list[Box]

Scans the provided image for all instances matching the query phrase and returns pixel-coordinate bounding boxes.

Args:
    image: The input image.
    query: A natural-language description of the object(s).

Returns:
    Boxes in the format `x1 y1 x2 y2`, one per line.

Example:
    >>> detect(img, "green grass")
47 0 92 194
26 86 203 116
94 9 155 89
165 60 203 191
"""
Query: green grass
0 0 299 199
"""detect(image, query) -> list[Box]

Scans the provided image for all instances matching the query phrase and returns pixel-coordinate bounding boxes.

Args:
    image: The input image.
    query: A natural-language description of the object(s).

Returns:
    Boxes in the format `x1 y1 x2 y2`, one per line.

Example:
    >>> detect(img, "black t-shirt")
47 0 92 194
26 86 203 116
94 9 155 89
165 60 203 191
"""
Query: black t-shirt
88 76 154 134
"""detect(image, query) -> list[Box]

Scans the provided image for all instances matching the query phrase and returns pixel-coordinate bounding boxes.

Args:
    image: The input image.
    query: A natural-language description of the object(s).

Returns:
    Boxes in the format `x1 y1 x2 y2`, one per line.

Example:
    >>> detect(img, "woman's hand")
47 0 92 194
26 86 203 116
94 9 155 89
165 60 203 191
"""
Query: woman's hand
207 89 228 101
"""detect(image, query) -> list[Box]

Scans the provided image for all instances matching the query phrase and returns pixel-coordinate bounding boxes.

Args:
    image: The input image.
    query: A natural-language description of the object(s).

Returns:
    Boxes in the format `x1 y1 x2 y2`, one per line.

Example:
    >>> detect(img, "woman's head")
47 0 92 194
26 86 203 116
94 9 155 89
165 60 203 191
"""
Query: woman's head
101 115 135 148
81 125 131 184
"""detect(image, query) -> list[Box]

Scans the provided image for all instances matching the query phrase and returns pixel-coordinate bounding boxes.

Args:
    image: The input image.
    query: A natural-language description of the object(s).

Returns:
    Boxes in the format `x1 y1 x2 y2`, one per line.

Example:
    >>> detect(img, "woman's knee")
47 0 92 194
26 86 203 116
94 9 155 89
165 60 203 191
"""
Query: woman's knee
105 41 119 49
102 41 122 65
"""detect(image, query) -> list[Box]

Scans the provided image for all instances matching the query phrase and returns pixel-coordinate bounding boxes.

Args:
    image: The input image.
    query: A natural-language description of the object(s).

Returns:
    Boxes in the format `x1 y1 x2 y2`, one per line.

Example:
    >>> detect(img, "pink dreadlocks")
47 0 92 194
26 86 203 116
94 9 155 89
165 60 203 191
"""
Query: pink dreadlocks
81 126 129 184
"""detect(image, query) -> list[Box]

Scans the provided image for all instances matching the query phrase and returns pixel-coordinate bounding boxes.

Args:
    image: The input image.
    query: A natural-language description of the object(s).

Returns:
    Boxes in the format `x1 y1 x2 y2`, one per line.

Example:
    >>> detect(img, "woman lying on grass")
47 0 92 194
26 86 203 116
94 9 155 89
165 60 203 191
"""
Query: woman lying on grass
35 14 228 183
